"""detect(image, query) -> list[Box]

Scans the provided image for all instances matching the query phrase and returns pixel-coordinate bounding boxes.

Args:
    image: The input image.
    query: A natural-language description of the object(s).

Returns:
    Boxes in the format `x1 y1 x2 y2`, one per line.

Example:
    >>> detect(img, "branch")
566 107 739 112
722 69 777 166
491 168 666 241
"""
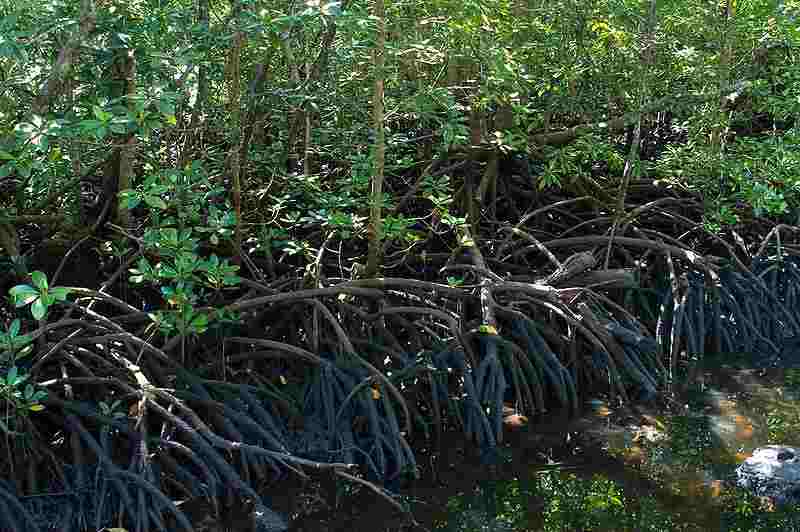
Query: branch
529 92 708 148
33 0 96 115
0 214 66 224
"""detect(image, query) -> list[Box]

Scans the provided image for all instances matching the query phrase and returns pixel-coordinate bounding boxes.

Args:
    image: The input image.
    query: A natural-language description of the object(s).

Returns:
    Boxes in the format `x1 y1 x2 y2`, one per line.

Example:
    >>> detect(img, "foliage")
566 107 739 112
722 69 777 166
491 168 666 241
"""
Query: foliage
9 271 70 320
536 472 684 532
0 319 32 362
122 162 240 339
719 488 800 532
1 0 800 529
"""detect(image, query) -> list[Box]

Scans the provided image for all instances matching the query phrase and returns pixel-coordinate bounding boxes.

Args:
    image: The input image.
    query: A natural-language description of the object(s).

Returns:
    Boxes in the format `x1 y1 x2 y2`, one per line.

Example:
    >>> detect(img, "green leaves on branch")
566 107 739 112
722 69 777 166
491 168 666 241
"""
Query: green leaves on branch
128 228 240 338
0 273 51 428
118 160 239 340
130 253 239 289
77 96 177 140
9 271 70 320
0 365 48 437
147 304 210 337
143 228 198 257
0 319 33 362
200 254 241 290
119 164 232 244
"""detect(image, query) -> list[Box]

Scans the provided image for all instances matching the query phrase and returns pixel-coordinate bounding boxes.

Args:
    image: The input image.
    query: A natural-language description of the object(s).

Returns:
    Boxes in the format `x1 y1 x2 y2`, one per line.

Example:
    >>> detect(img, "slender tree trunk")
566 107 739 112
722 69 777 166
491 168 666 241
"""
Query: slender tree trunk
225 0 245 256
288 10 343 174
303 62 313 177
711 0 732 158
33 0 96 115
65 75 84 225
240 63 268 178
365 0 386 278
116 49 136 228
180 0 209 168
251 63 273 147
280 36 301 172
99 41 136 229
604 0 657 268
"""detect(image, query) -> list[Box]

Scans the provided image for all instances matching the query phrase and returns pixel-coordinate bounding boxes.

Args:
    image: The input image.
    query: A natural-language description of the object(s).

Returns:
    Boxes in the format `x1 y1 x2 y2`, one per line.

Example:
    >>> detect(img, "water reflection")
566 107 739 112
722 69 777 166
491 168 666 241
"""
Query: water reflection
428 367 800 532
264 367 800 531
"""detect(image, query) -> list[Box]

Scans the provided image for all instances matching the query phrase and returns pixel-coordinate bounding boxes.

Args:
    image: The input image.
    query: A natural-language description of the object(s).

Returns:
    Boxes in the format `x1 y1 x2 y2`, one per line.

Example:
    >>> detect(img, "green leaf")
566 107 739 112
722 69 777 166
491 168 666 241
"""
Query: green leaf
15 345 33 359
31 298 47 320
157 100 175 115
79 119 104 132
144 195 168 210
9 285 38 307
125 195 142 209
7 366 17 386
11 333 31 347
161 227 178 243
9 319 20 337
191 313 208 330
93 105 111 122
159 265 178 278
24 384 33 400
30 271 47 290
50 287 70 301
0 150 14 160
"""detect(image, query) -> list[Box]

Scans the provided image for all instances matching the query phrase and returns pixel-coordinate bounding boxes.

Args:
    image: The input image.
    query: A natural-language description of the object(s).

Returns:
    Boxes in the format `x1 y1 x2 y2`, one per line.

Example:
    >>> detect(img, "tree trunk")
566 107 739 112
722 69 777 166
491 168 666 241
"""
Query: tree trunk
180 0 210 168
604 0 657 268
365 0 386 278
710 0 733 157
33 0 96 115
102 43 136 229
225 0 246 257
116 49 136 228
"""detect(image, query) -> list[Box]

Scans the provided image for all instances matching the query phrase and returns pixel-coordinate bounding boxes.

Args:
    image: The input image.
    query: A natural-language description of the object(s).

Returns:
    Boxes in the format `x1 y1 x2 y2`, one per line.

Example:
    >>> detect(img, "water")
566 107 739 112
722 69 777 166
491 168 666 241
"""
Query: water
256 366 800 531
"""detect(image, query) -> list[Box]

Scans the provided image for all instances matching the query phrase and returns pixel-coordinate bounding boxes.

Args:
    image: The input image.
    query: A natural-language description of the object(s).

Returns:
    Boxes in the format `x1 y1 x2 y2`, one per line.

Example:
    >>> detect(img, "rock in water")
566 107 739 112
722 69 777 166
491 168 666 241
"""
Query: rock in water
735 445 800 506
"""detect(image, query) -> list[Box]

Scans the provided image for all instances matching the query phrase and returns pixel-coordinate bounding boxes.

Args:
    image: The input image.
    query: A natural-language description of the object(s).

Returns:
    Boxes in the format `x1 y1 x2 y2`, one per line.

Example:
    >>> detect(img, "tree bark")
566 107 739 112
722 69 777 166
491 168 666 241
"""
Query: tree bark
179 0 210 168
225 0 246 257
604 0 657 268
116 49 136 228
33 0 96 115
710 0 733 157
365 0 386 278
102 42 136 229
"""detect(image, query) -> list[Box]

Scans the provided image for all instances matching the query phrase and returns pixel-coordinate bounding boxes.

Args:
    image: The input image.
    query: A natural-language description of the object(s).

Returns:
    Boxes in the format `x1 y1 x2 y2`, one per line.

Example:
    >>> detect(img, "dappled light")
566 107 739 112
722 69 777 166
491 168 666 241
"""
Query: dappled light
0 0 800 530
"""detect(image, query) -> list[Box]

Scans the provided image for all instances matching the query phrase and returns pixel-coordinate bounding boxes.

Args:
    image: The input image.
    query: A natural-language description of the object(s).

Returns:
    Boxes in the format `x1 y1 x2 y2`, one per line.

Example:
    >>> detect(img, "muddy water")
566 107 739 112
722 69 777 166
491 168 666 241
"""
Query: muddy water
256 367 800 532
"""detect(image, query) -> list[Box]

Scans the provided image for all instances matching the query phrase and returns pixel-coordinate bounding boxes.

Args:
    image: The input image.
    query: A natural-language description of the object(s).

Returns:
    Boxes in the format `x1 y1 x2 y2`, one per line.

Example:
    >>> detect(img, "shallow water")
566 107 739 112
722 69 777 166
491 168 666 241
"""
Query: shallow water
256 367 800 531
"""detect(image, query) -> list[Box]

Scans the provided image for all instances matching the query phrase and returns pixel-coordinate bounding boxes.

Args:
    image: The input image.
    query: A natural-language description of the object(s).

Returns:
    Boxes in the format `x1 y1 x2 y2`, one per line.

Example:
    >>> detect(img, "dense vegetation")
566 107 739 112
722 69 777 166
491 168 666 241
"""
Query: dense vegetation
1 0 799 529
